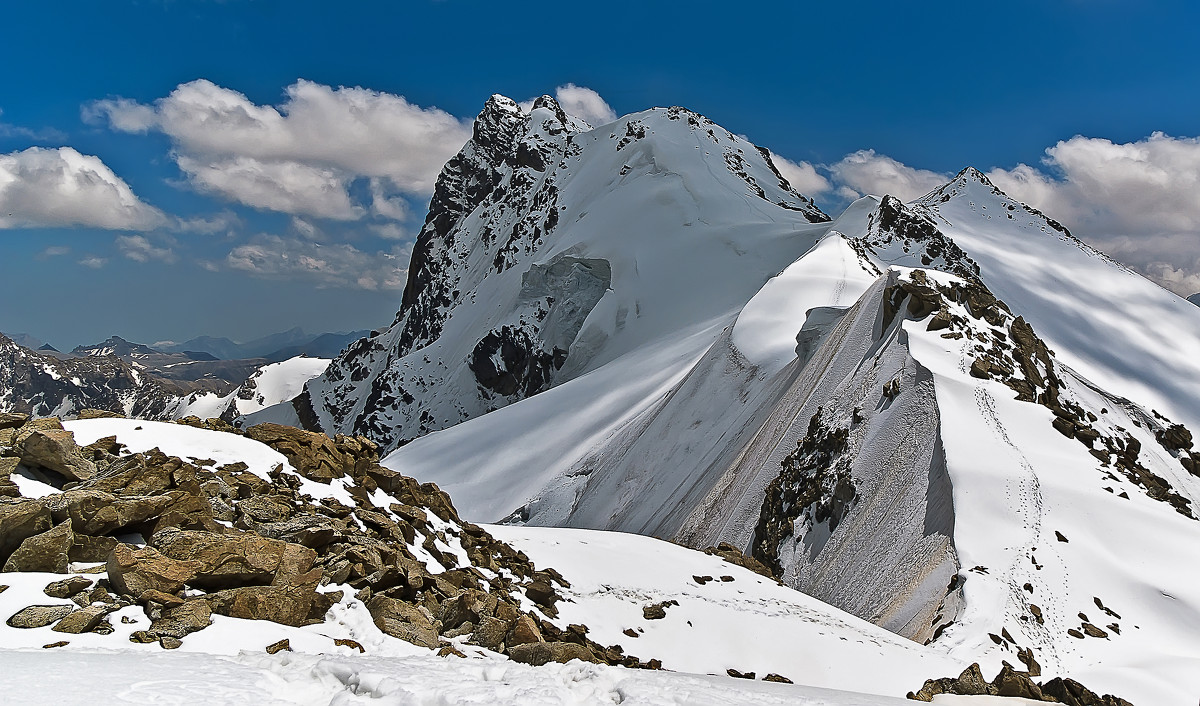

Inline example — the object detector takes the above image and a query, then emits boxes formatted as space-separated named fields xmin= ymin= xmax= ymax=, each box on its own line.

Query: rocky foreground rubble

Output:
xmin=0 ymin=411 xmax=651 ymax=667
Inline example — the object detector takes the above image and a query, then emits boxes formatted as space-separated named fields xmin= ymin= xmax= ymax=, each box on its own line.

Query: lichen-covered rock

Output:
xmin=0 ymin=499 xmax=52 ymax=567
xmin=7 ymin=604 xmax=74 ymax=629
xmin=106 ymin=543 xmax=201 ymax=598
xmin=3 ymin=519 xmax=73 ymax=573
xmin=507 ymin=641 xmax=598 ymax=666
xmin=149 ymin=528 xmax=317 ymax=589
xmin=366 ymin=594 xmax=441 ymax=648
xmin=204 ymin=568 xmax=322 ymax=628
xmin=15 ymin=427 xmax=96 ymax=481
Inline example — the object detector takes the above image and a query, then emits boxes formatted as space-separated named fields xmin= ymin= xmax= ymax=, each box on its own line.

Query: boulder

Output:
xmin=52 ymin=603 xmax=117 ymax=634
xmin=205 ymin=568 xmax=322 ymax=627
xmin=43 ymin=576 xmax=94 ymax=599
xmin=0 ymin=500 xmax=52 ymax=566
xmin=106 ymin=543 xmax=201 ymax=598
xmin=69 ymin=534 xmax=119 ymax=563
xmin=0 ymin=412 xmax=30 ymax=429
xmin=15 ymin=428 xmax=95 ymax=481
xmin=366 ymin=594 xmax=440 ymax=648
xmin=245 ymin=424 xmax=348 ymax=482
xmin=507 ymin=641 xmax=597 ymax=666
xmin=3 ymin=519 xmax=73 ymax=573
xmin=506 ymin=614 xmax=544 ymax=646
xmin=149 ymin=528 xmax=316 ymax=589
xmin=42 ymin=490 xmax=179 ymax=535
xmin=7 ymin=604 xmax=74 ymax=628
xmin=148 ymin=599 xmax=212 ymax=639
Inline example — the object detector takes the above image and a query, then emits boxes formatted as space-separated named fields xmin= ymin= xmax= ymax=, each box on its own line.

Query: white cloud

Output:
xmin=0 ymin=146 xmax=165 ymax=230
xmin=176 ymin=154 xmax=363 ymax=221
xmin=553 ymin=84 xmax=617 ymax=126
xmin=985 ymin=132 xmax=1200 ymax=295
xmin=828 ymin=149 xmax=949 ymax=202
xmin=224 ymin=234 xmax=411 ymax=290
xmin=39 ymin=246 xmax=70 ymax=257
xmin=87 ymin=79 xmax=471 ymax=219
xmin=116 ymin=234 xmax=176 ymax=263
xmin=78 ymin=256 xmax=107 ymax=269
xmin=769 ymin=151 xmax=831 ymax=195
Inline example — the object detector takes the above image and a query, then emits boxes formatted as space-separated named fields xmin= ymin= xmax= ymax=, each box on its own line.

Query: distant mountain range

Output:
xmin=156 ymin=327 xmax=368 ymax=362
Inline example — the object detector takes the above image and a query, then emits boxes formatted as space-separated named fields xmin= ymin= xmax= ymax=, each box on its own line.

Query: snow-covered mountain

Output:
xmin=270 ymin=95 xmax=1200 ymax=704
xmin=0 ymin=332 xmax=181 ymax=418
xmin=6 ymin=92 xmax=1199 ymax=703
xmin=295 ymin=94 xmax=829 ymax=446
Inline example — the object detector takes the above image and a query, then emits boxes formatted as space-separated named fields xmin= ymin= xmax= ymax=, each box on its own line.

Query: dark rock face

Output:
xmin=753 ymin=411 xmax=856 ymax=576
xmin=849 ymin=196 xmax=982 ymax=283
xmin=469 ymin=327 xmax=561 ymax=397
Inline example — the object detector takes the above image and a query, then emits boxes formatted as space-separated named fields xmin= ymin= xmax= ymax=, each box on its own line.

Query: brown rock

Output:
xmin=159 ymin=635 xmax=182 ymax=649
xmin=149 ymin=600 xmax=212 ymax=639
xmin=3 ymin=519 xmax=74 ymax=573
xmin=149 ymin=528 xmax=316 ymax=589
xmin=763 ymin=673 xmax=793 ymax=684
xmin=204 ymin=568 xmax=322 ymax=627
xmin=0 ymin=499 xmax=53 ymax=566
xmin=15 ymin=428 xmax=95 ymax=481
xmin=42 ymin=640 xmax=70 ymax=649
xmin=106 ymin=543 xmax=201 ymax=598
xmin=506 ymin=614 xmax=544 ymax=646
xmin=52 ymin=603 xmax=116 ymax=634
xmin=507 ymin=641 xmax=597 ymax=666
xmin=7 ymin=604 xmax=74 ymax=628
xmin=265 ymin=638 xmax=292 ymax=654
xmin=245 ymin=424 xmax=349 ymax=482
xmin=469 ymin=616 xmax=509 ymax=651
xmin=43 ymin=576 xmax=94 ymax=598
xmin=367 ymin=594 xmax=440 ymax=648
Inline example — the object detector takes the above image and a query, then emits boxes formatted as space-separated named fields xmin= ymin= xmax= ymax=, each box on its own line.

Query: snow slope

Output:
xmin=373 ymin=165 xmax=1200 ymax=705
xmin=171 ymin=356 xmax=330 ymax=422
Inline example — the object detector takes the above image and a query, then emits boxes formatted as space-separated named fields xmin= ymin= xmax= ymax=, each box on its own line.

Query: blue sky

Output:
xmin=2 ymin=0 xmax=1198 ymax=349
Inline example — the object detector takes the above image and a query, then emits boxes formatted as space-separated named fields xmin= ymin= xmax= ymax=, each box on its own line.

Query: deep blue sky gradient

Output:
xmin=2 ymin=0 xmax=1197 ymax=347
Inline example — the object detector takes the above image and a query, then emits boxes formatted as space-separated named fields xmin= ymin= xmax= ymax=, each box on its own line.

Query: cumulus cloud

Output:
xmin=78 ymin=256 xmax=107 ymax=269
xmin=116 ymin=234 xmax=176 ymax=263
xmin=38 ymin=246 xmax=70 ymax=258
xmin=86 ymin=79 xmax=471 ymax=219
xmin=769 ymin=152 xmax=831 ymax=196
xmin=553 ymin=84 xmax=617 ymax=126
xmin=828 ymin=149 xmax=949 ymax=202
xmin=0 ymin=146 xmax=165 ymax=230
xmin=985 ymin=132 xmax=1200 ymax=295
xmin=224 ymin=234 xmax=411 ymax=290
xmin=519 ymin=84 xmax=617 ymax=127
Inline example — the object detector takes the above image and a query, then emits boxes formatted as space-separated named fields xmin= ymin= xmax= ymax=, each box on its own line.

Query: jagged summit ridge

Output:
xmin=301 ymin=93 xmax=833 ymax=450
